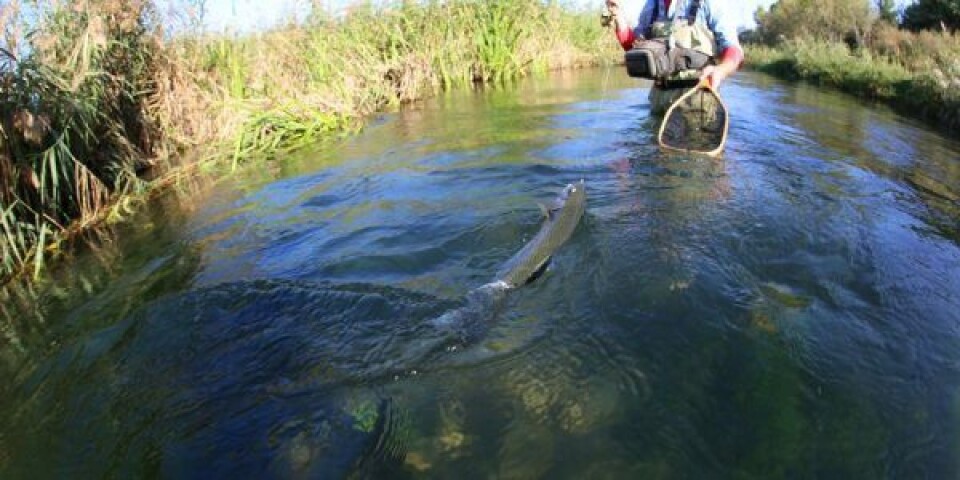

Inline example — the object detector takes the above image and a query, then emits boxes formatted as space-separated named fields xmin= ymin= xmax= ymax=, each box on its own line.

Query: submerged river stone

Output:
xmin=436 ymin=396 xmax=469 ymax=455
xmin=287 ymin=430 xmax=315 ymax=474
xmin=398 ymin=393 xmax=471 ymax=473
xmin=558 ymin=377 xmax=622 ymax=435
xmin=502 ymin=356 xmax=625 ymax=435
xmin=749 ymin=309 xmax=779 ymax=334
xmin=497 ymin=413 xmax=555 ymax=480
xmin=517 ymin=375 xmax=558 ymax=420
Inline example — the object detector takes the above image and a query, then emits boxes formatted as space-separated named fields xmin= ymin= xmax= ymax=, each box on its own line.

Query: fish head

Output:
xmin=558 ymin=180 xmax=586 ymax=216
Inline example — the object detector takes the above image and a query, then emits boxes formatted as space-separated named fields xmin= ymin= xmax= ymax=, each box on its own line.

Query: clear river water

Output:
xmin=2 ymin=68 xmax=960 ymax=479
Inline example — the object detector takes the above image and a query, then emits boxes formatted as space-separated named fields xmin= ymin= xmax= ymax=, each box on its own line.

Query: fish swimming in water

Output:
xmin=426 ymin=180 xmax=586 ymax=352
xmin=272 ymin=181 xmax=586 ymax=388
xmin=496 ymin=180 xmax=586 ymax=288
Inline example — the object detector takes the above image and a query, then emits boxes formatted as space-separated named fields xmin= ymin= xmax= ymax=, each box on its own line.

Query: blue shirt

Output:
xmin=634 ymin=0 xmax=741 ymax=52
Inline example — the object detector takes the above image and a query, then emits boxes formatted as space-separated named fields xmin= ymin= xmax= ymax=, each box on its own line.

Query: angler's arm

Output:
xmin=615 ymin=24 xmax=636 ymax=51
xmin=607 ymin=0 xmax=655 ymax=51
xmin=701 ymin=2 xmax=744 ymax=88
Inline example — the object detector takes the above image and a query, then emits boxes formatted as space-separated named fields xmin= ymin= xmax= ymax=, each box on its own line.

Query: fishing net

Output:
xmin=658 ymin=82 xmax=728 ymax=157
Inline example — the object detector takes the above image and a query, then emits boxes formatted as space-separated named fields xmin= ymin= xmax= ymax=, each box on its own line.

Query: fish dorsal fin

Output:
xmin=538 ymin=202 xmax=554 ymax=220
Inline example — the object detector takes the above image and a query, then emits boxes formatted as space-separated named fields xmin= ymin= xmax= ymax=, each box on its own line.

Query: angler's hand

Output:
xmin=700 ymin=64 xmax=732 ymax=89
xmin=603 ymin=0 xmax=625 ymax=29
xmin=605 ymin=0 xmax=621 ymax=15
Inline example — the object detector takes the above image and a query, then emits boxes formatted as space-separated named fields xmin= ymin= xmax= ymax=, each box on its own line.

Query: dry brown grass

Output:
xmin=871 ymin=22 xmax=960 ymax=71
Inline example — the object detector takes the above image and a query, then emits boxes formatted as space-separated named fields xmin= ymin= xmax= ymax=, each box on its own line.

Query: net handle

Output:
xmin=656 ymin=79 xmax=730 ymax=158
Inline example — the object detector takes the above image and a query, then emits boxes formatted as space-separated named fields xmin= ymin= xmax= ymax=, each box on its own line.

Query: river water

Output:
xmin=2 ymin=68 xmax=960 ymax=478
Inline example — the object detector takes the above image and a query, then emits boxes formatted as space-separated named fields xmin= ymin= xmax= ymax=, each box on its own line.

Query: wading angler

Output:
xmin=604 ymin=0 xmax=744 ymax=114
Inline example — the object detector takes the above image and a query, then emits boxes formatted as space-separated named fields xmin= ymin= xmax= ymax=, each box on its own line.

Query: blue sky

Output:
xmin=184 ymin=0 xmax=781 ymax=33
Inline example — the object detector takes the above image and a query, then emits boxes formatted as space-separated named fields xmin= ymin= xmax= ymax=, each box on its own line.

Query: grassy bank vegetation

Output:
xmin=743 ymin=0 xmax=960 ymax=132
xmin=0 ymin=0 xmax=617 ymax=284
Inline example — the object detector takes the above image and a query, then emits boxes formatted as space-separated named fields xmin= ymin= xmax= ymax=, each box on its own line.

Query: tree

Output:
xmin=901 ymin=0 xmax=960 ymax=31
xmin=754 ymin=0 xmax=874 ymax=45
xmin=876 ymin=0 xmax=898 ymax=23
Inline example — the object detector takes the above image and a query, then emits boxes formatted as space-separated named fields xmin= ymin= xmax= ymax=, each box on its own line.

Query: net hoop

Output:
xmin=657 ymin=80 xmax=729 ymax=158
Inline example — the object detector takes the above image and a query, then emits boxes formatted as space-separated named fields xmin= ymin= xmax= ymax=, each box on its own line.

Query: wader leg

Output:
xmin=649 ymin=86 xmax=685 ymax=116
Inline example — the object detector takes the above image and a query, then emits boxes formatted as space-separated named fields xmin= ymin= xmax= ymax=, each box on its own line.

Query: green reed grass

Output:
xmin=167 ymin=0 xmax=618 ymax=171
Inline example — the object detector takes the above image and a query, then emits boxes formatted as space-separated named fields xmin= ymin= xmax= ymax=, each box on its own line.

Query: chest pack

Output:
xmin=624 ymin=0 xmax=716 ymax=87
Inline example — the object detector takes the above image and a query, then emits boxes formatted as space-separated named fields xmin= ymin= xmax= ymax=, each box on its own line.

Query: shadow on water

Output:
xmin=3 ymin=68 xmax=960 ymax=478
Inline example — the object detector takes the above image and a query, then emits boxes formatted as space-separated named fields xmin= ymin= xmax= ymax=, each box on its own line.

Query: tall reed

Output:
xmin=1 ymin=0 xmax=167 ymax=282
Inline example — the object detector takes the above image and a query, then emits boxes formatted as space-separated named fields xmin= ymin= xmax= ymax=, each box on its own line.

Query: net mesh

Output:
xmin=658 ymin=85 xmax=728 ymax=156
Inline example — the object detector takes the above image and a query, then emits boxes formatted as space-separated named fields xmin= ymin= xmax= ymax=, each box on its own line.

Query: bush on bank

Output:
xmin=744 ymin=27 xmax=960 ymax=133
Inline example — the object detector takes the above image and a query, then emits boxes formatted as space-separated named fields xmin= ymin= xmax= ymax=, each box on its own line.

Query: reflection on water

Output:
xmin=3 ymin=68 xmax=960 ymax=478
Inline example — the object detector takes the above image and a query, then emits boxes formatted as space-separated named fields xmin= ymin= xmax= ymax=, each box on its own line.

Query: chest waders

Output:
xmin=623 ymin=0 xmax=718 ymax=114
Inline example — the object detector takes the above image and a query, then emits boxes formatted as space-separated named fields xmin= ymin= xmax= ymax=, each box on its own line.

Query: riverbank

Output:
xmin=0 ymin=0 xmax=618 ymax=284
xmin=744 ymin=32 xmax=960 ymax=133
